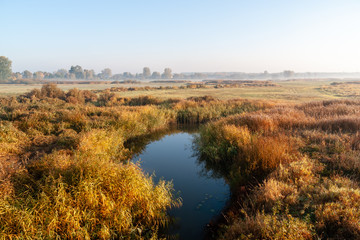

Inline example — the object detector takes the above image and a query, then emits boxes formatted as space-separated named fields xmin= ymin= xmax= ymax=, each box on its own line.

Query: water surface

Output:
xmin=131 ymin=131 xmax=229 ymax=239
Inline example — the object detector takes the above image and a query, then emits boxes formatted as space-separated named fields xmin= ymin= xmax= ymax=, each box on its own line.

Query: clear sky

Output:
xmin=1 ymin=0 xmax=360 ymax=74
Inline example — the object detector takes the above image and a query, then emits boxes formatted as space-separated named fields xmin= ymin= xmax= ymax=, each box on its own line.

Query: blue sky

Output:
xmin=1 ymin=0 xmax=360 ymax=73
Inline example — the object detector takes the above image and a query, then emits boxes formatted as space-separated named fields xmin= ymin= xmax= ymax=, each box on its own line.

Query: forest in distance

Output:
xmin=2 ymin=56 xmax=360 ymax=84
xmin=0 ymin=81 xmax=360 ymax=239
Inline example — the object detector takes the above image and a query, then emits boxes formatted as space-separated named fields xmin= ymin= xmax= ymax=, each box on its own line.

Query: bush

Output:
xmin=40 ymin=83 xmax=65 ymax=99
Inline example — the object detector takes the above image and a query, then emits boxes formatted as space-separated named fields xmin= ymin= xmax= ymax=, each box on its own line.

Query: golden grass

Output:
xmin=4 ymin=83 xmax=360 ymax=239
xmin=0 ymin=85 xmax=269 ymax=239
xmin=0 ymin=151 xmax=180 ymax=239
xmin=0 ymin=122 xmax=29 ymax=155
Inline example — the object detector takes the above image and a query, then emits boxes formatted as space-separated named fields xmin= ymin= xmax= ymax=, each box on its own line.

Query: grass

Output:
xmin=1 ymin=78 xmax=358 ymax=101
xmin=0 ymin=82 xmax=185 ymax=97
xmin=0 ymin=84 xmax=266 ymax=239
xmin=196 ymin=99 xmax=360 ymax=239
xmin=0 ymin=100 xmax=180 ymax=239
xmin=0 ymin=151 xmax=179 ymax=239
xmin=320 ymin=81 xmax=360 ymax=98
xmin=107 ymin=83 xmax=333 ymax=101
xmin=2 ymin=83 xmax=360 ymax=239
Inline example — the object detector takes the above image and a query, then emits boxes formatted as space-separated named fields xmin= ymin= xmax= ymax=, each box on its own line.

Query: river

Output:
xmin=129 ymin=129 xmax=229 ymax=239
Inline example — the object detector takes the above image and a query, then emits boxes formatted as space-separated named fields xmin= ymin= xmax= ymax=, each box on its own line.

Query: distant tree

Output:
xmin=193 ymin=72 xmax=206 ymax=79
xmin=123 ymin=72 xmax=133 ymax=78
xmin=43 ymin=72 xmax=54 ymax=79
xmin=34 ymin=71 xmax=45 ymax=80
xmin=84 ymin=69 xmax=95 ymax=80
xmin=22 ymin=70 xmax=33 ymax=79
xmin=111 ymin=74 xmax=123 ymax=80
xmin=135 ymin=73 xmax=143 ymax=79
xmin=151 ymin=71 xmax=161 ymax=79
xmin=69 ymin=65 xmax=84 ymax=79
xmin=283 ymin=70 xmax=295 ymax=78
xmin=262 ymin=71 xmax=269 ymax=79
xmin=143 ymin=67 xmax=151 ymax=78
xmin=173 ymin=73 xmax=185 ymax=79
xmin=54 ymin=69 xmax=68 ymax=78
xmin=100 ymin=68 xmax=112 ymax=79
xmin=13 ymin=72 xmax=22 ymax=80
xmin=161 ymin=68 xmax=172 ymax=79
xmin=0 ymin=56 xmax=12 ymax=82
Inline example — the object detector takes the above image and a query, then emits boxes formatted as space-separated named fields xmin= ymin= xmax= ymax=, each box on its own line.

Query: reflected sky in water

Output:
xmin=132 ymin=132 xmax=229 ymax=240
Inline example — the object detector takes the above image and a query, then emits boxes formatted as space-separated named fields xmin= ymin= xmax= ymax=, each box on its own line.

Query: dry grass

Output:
xmin=4 ymin=83 xmax=360 ymax=239
xmin=0 ymin=151 xmax=180 ymax=239
xmin=320 ymin=81 xmax=360 ymax=98
xmin=0 ymin=79 xmax=356 ymax=102
xmin=0 ymin=84 xmax=267 ymax=239
xmin=197 ymin=99 xmax=360 ymax=239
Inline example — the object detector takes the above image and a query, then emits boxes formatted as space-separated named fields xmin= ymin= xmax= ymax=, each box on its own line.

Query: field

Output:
xmin=1 ymin=81 xmax=360 ymax=239
xmin=2 ymin=79 xmax=360 ymax=101
xmin=0 ymin=82 xmax=185 ymax=96
xmin=114 ymin=79 xmax=340 ymax=101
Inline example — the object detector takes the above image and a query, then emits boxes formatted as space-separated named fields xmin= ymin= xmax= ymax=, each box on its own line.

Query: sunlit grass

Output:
xmin=3 ymin=83 xmax=360 ymax=239
xmin=0 ymin=150 xmax=180 ymax=239
xmin=197 ymin=99 xmax=360 ymax=239
xmin=0 ymin=84 xmax=267 ymax=239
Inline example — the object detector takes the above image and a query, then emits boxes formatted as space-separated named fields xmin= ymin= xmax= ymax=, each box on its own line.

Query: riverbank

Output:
xmin=196 ymin=100 xmax=360 ymax=239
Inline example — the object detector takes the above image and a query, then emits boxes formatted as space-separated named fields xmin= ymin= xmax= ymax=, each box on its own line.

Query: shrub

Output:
xmin=97 ymin=91 xmax=118 ymax=106
xmin=40 ymin=83 xmax=65 ymax=99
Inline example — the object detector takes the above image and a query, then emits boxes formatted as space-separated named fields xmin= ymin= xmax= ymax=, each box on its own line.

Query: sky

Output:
xmin=1 ymin=0 xmax=360 ymax=74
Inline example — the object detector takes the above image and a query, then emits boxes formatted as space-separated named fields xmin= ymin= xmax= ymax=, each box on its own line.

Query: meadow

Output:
xmin=1 ymin=78 xmax=359 ymax=101
xmin=1 ymin=81 xmax=360 ymax=239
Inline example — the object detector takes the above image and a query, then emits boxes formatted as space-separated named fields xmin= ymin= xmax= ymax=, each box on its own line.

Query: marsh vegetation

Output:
xmin=0 ymin=84 xmax=265 ymax=239
xmin=197 ymin=100 xmax=360 ymax=239
xmin=1 ymin=83 xmax=360 ymax=239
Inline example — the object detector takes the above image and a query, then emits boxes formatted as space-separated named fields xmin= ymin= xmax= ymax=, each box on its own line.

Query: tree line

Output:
xmin=5 ymin=55 xmax=348 ymax=83
xmin=0 ymin=56 xmax=177 ymax=82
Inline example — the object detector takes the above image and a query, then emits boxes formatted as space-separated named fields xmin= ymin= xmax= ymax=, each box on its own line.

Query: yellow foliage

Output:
xmin=0 ymin=152 xmax=180 ymax=239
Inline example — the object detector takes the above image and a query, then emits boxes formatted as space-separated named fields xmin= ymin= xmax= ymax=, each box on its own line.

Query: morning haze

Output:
xmin=1 ymin=0 xmax=360 ymax=73
xmin=1 ymin=1 xmax=360 ymax=240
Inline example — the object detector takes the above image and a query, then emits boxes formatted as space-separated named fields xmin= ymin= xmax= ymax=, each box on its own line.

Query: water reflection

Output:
xmin=128 ymin=126 xmax=229 ymax=240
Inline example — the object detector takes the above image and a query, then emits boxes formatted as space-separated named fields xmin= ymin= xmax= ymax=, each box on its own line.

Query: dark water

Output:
xmin=130 ymin=131 xmax=229 ymax=240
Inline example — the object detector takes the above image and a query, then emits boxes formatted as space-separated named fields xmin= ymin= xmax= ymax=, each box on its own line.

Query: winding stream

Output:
xmin=129 ymin=129 xmax=229 ymax=239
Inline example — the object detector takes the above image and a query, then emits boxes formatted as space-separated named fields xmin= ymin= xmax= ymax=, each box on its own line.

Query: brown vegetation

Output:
xmin=197 ymin=100 xmax=360 ymax=239
xmin=0 ymin=84 xmax=265 ymax=239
